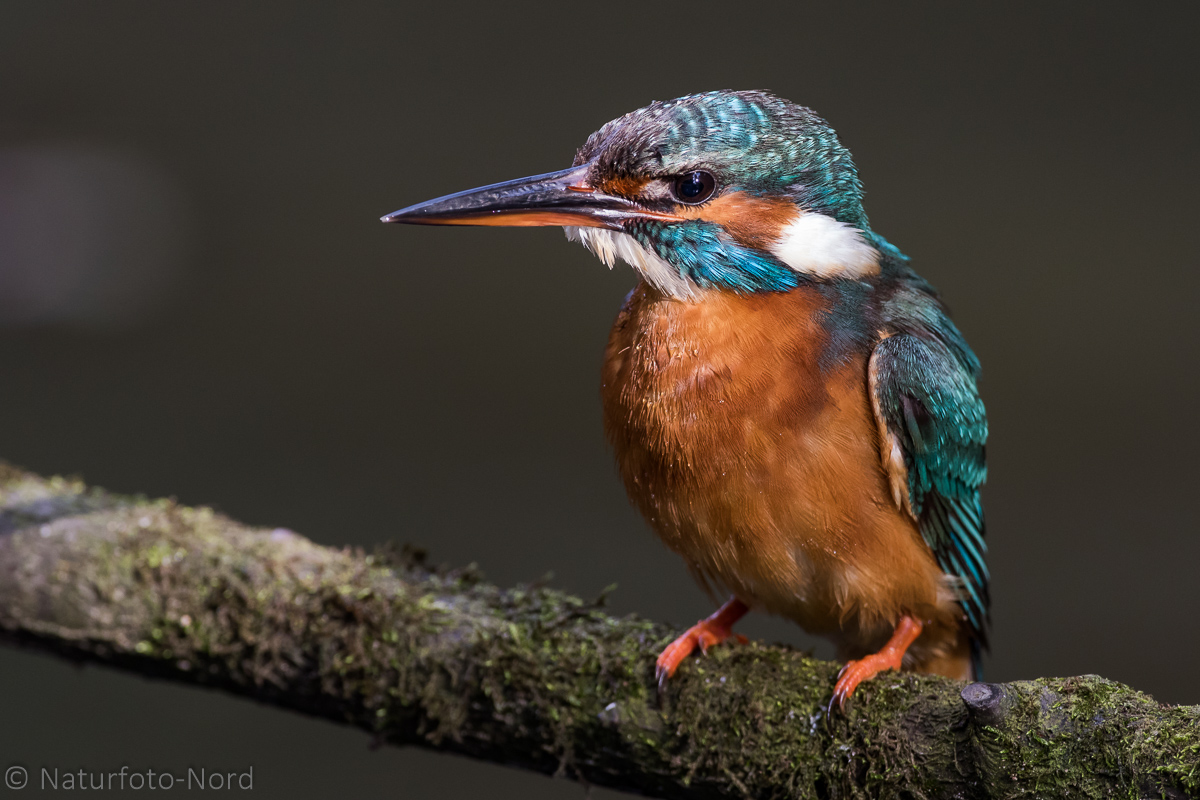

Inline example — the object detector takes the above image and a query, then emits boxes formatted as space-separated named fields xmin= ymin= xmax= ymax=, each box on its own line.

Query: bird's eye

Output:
xmin=671 ymin=171 xmax=717 ymax=204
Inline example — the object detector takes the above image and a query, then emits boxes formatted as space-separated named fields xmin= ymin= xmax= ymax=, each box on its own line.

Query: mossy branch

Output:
xmin=0 ymin=463 xmax=1195 ymax=799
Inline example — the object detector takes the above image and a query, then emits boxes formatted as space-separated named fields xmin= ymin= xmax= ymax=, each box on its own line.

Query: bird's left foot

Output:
xmin=655 ymin=596 xmax=749 ymax=691
xmin=830 ymin=616 xmax=923 ymax=713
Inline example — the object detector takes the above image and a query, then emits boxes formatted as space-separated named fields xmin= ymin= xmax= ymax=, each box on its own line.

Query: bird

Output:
xmin=381 ymin=90 xmax=989 ymax=709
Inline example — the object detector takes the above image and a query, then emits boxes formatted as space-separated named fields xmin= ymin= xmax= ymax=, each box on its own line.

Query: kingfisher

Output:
xmin=381 ymin=91 xmax=989 ymax=709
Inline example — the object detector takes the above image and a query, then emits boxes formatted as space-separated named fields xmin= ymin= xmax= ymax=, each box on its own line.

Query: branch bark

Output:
xmin=0 ymin=463 xmax=1195 ymax=799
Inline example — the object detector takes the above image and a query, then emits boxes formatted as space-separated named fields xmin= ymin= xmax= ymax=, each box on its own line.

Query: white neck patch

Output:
xmin=564 ymin=226 xmax=699 ymax=301
xmin=565 ymin=210 xmax=879 ymax=300
xmin=768 ymin=212 xmax=880 ymax=278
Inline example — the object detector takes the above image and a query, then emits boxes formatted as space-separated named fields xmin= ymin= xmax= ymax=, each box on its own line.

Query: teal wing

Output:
xmin=869 ymin=333 xmax=990 ymax=656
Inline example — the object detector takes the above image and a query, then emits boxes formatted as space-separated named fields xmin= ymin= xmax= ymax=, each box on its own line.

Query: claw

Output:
xmin=828 ymin=616 xmax=923 ymax=714
xmin=656 ymin=664 xmax=669 ymax=695
xmin=655 ymin=597 xmax=749 ymax=688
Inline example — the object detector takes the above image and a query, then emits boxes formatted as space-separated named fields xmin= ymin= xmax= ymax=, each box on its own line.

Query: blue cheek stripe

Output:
xmin=630 ymin=220 xmax=801 ymax=294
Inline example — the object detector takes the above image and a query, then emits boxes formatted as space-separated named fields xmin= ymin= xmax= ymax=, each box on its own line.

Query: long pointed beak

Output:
xmin=380 ymin=164 xmax=678 ymax=229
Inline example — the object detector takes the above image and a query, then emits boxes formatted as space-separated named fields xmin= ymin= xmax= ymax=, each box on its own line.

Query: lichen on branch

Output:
xmin=0 ymin=463 xmax=1195 ymax=799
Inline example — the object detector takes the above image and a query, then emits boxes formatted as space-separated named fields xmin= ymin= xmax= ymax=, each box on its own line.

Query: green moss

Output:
xmin=0 ymin=462 xmax=1196 ymax=800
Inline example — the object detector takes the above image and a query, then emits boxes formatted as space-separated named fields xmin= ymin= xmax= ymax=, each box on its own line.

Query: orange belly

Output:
xmin=602 ymin=282 xmax=968 ymax=671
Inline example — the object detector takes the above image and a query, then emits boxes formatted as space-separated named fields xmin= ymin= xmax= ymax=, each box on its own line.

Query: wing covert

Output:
xmin=869 ymin=333 xmax=990 ymax=648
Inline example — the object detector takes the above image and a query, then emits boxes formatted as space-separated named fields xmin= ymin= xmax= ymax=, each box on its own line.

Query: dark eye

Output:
xmin=672 ymin=170 xmax=717 ymax=204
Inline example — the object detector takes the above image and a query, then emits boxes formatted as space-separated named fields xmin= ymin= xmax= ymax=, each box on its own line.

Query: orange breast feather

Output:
xmin=601 ymin=282 xmax=966 ymax=664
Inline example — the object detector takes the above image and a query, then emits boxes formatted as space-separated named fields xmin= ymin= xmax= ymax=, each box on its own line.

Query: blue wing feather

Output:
xmin=870 ymin=331 xmax=990 ymax=661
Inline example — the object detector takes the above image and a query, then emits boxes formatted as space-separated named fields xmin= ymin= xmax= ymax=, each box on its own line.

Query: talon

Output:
xmin=654 ymin=597 xmax=749 ymax=686
xmin=828 ymin=616 xmax=923 ymax=714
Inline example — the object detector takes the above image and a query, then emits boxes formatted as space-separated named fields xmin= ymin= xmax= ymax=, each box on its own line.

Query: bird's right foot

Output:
xmin=829 ymin=615 xmax=923 ymax=713
xmin=655 ymin=596 xmax=749 ymax=691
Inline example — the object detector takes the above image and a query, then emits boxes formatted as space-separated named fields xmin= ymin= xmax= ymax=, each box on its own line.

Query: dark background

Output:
xmin=1 ymin=2 xmax=1197 ymax=797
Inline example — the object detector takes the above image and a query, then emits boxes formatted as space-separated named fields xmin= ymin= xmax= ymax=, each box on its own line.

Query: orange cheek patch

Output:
xmin=674 ymin=192 xmax=798 ymax=250
xmin=595 ymin=174 xmax=652 ymax=198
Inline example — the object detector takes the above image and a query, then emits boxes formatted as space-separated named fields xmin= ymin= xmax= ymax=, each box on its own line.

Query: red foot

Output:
xmin=656 ymin=597 xmax=749 ymax=690
xmin=831 ymin=616 xmax=924 ymax=712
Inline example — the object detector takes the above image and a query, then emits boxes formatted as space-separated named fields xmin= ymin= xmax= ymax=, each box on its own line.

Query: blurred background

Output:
xmin=1 ymin=2 xmax=1197 ymax=797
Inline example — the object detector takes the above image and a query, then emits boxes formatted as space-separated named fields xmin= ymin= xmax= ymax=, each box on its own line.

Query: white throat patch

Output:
xmin=768 ymin=212 xmax=880 ymax=278
xmin=565 ymin=210 xmax=879 ymax=300
xmin=564 ymin=227 xmax=699 ymax=300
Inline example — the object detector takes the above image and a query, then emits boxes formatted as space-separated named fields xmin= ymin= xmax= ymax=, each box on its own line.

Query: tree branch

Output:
xmin=0 ymin=463 xmax=1194 ymax=799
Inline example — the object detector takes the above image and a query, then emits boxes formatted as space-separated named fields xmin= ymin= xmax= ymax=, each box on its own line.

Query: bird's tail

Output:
xmin=969 ymin=635 xmax=985 ymax=681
